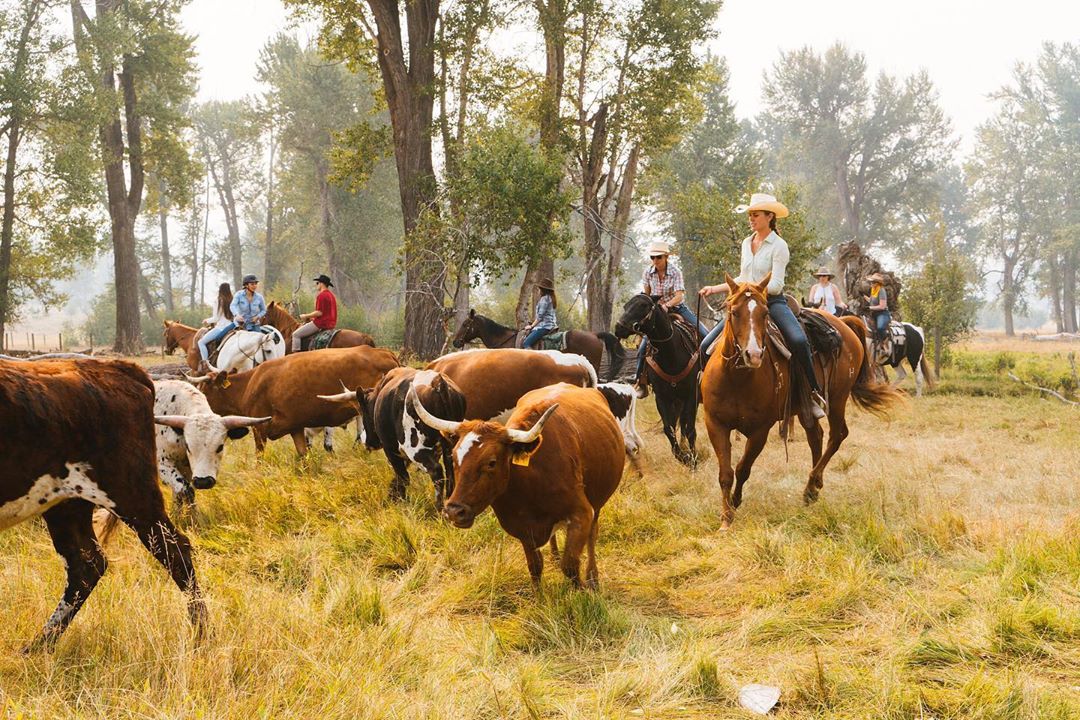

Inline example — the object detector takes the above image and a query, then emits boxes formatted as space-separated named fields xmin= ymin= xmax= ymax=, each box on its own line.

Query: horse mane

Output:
xmin=266 ymin=301 xmax=298 ymax=332
xmin=476 ymin=313 xmax=514 ymax=335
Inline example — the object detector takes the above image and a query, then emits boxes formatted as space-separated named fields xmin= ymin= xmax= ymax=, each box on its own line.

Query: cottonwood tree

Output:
xmin=571 ymin=0 xmax=721 ymax=331
xmin=69 ymin=0 xmax=197 ymax=353
xmin=0 ymin=0 xmax=99 ymax=346
xmin=287 ymin=0 xmax=446 ymax=358
xmin=759 ymin=43 xmax=953 ymax=254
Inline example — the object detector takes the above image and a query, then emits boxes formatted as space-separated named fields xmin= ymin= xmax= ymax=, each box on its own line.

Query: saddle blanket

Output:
xmin=888 ymin=321 xmax=907 ymax=346
xmin=307 ymin=328 xmax=341 ymax=351
xmin=537 ymin=331 xmax=567 ymax=351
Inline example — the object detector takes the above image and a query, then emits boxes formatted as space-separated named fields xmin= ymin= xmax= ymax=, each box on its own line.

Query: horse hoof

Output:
xmin=803 ymin=489 xmax=819 ymax=505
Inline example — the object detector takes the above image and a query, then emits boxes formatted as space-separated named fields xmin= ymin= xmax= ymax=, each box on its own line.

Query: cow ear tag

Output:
xmin=511 ymin=434 xmax=543 ymax=466
xmin=222 ymin=377 xmax=232 ymax=388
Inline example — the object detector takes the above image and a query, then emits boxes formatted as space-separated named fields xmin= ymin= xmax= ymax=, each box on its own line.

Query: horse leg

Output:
xmin=656 ymin=391 xmax=686 ymax=463
xmin=733 ymin=427 xmax=770 ymax=509
xmin=808 ymin=403 xmax=850 ymax=501
xmin=892 ymin=363 xmax=907 ymax=389
xmin=912 ymin=357 xmax=924 ymax=397
xmin=679 ymin=393 xmax=698 ymax=467
xmin=704 ymin=417 xmax=735 ymax=527
xmin=803 ymin=414 xmax=825 ymax=504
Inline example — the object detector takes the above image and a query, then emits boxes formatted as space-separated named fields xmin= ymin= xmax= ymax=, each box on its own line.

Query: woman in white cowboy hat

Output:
xmin=633 ymin=240 xmax=708 ymax=390
xmin=698 ymin=192 xmax=827 ymax=417
xmin=808 ymin=266 xmax=847 ymax=315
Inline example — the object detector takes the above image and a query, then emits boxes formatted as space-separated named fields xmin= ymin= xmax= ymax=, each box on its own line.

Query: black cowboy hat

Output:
xmin=537 ymin=277 xmax=555 ymax=292
xmin=313 ymin=274 xmax=334 ymax=287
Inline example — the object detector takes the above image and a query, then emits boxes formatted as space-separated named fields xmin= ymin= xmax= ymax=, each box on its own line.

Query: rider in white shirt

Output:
xmin=808 ymin=267 xmax=847 ymax=315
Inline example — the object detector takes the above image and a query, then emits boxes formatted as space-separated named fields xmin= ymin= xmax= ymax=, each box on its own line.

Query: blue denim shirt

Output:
xmin=230 ymin=291 xmax=267 ymax=330
xmin=534 ymin=294 xmax=557 ymax=330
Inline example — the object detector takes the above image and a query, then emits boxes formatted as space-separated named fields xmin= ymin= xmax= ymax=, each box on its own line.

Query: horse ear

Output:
xmin=649 ymin=295 xmax=662 ymax=304
xmin=469 ymin=308 xmax=476 ymax=317
xmin=724 ymin=272 xmax=737 ymax=291
xmin=756 ymin=272 xmax=772 ymax=294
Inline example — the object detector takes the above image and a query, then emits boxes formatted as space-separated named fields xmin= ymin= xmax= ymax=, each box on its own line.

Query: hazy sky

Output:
xmin=183 ymin=0 xmax=1080 ymax=153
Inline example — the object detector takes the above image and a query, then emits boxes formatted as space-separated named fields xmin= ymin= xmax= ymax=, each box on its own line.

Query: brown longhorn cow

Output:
xmin=411 ymin=382 xmax=625 ymax=589
xmin=426 ymin=348 xmax=597 ymax=421
xmin=190 ymin=345 xmax=399 ymax=454
xmin=0 ymin=358 xmax=207 ymax=651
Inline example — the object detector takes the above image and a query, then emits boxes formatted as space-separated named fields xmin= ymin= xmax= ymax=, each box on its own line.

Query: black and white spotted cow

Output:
xmin=596 ymin=382 xmax=646 ymax=476
xmin=0 ymin=358 xmax=207 ymax=651
xmin=320 ymin=367 xmax=466 ymax=508
xmin=152 ymin=379 xmax=270 ymax=506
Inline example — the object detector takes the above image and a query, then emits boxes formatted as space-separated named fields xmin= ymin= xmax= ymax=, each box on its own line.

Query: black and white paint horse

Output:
xmin=874 ymin=321 xmax=933 ymax=397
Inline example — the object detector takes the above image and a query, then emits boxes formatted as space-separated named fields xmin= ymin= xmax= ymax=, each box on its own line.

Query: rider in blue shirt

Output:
xmin=230 ymin=274 xmax=267 ymax=331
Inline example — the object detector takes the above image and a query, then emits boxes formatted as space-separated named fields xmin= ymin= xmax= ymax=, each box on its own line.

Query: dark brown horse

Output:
xmin=701 ymin=272 xmax=902 ymax=528
xmin=451 ymin=309 xmax=625 ymax=382
xmin=264 ymin=301 xmax=375 ymax=351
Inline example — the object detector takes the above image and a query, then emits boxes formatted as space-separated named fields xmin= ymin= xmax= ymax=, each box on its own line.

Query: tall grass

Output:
xmin=2 ymin=366 xmax=1080 ymax=717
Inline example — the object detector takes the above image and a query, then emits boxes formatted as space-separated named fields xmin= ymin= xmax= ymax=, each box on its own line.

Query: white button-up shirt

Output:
xmin=734 ymin=231 xmax=788 ymax=296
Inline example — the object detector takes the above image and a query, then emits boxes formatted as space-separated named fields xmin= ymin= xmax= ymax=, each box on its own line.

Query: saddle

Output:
xmin=302 ymin=328 xmax=340 ymax=351
xmin=194 ymin=326 xmax=240 ymax=365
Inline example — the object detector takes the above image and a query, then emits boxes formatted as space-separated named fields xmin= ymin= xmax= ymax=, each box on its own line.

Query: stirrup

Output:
xmin=810 ymin=390 xmax=827 ymax=418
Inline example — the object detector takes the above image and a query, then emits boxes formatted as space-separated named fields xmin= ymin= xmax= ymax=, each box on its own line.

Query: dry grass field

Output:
xmin=2 ymin=350 xmax=1079 ymax=718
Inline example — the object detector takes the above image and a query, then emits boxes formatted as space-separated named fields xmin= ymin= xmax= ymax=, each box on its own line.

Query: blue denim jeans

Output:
xmin=523 ymin=326 xmax=553 ymax=349
xmin=699 ymin=295 xmax=822 ymax=394
xmin=199 ymin=322 xmax=235 ymax=362
xmin=873 ymin=310 xmax=891 ymax=342
xmin=635 ymin=303 xmax=707 ymax=376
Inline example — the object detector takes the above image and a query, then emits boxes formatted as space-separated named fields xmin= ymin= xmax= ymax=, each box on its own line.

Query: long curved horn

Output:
xmin=505 ymin=403 xmax=559 ymax=444
xmin=155 ymin=415 xmax=189 ymax=429
xmin=220 ymin=415 xmax=272 ymax=430
xmin=184 ymin=371 xmax=211 ymax=384
xmin=408 ymin=386 xmax=462 ymax=434
xmin=318 ymin=390 xmax=357 ymax=403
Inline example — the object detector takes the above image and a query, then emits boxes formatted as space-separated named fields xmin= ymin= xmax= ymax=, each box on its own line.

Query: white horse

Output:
xmin=210 ymin=328 xmax=287 ymax=372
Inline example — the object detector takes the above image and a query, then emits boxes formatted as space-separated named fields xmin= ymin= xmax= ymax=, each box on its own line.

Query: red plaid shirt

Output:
xmin=642 ymin=263 xmax=685 ymax=303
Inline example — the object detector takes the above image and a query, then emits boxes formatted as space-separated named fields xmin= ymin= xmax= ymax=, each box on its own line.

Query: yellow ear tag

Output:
xmin=511 ymin=433 xmax=543 ymax=466
xmin=222 ymin=378 xmax=232 ymax=388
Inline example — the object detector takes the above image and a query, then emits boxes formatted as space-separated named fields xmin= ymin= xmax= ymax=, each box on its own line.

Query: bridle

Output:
xmin=719 ymin=289 xmax=769 ymax=369
xmin=620 ymin=295 xmax=673 ymax=343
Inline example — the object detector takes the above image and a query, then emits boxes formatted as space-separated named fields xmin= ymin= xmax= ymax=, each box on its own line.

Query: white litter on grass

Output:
xmin=629 ymin=710 xmax=644 ymax=716
xmin=738 ymin=684 xmax=781 ymax=715
xmin=670 ymin=622 xmax=679 ymax=635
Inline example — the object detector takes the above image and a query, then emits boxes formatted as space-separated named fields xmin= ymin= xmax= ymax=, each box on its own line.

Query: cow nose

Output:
xmin=192 ymin=476 xmax=216 ymax=490
xmin=443 ymin=502 xmax=474 ymax=528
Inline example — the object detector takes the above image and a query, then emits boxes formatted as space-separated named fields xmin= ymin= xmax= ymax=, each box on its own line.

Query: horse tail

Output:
xmin=597 ymin=332 xmax=626 ymax=382
xmin=839 ymin=315 xmax=903 ymax=417
xmin=910 ymin=324 xmax=935 ymax=391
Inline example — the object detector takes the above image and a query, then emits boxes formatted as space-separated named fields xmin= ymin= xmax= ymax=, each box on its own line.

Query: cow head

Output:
xmin=409 ymin=388 xmax=558 ymax=528
xmin=154 ymin=413 xmax=271 ymax=489
xmin=317 ymin=384 xmax=380 ymax=449
xmin=723 ymin=272 xmax=770 ymax=368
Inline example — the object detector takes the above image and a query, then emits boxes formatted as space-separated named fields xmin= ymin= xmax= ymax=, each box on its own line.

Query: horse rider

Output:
xmin=197 ymin=282 xmax=234 ymax=372
xmin=522 ymin=278 xmax=558 ymax=349
xmin=864 ymin=272 xmax=891 ymax=356
xmin=293 ymin=274 xmax=339 ymax=352
xmin=808 ymin=267 xmax=847 ymax=315
xmin=633 ymin=241 xmax=708 ymax=395
xmin=698 ymin=192 xmax=827 ymax=418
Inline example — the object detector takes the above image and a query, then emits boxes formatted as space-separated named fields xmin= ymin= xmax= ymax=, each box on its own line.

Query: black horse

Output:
xmin=615 ymin=294 xmax=699 ymax=466
xmin=452 ymin=309 xmax=625 ymax=382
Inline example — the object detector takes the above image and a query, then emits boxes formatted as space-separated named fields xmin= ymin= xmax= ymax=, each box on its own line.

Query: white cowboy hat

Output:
xmin=734 ymin=193 xmax=789 ymax=218
xmin=645 ymin=240 xmax=673 ymax=257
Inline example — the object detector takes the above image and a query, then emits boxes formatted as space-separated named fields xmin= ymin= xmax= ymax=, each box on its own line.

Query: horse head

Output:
xmin=723 ymin=272 xmax=771 ymax=368
xmin=452 ymin=309 xmax=482 ymax=349
xmin=162 ymin=320 xmax=185 ymax=354
xmin=614 ymin=294 xmax=669 ymax=341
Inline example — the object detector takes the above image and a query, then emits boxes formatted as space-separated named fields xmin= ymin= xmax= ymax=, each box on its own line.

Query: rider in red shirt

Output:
xmin=293 ymin=274 xmax=338 ymax=352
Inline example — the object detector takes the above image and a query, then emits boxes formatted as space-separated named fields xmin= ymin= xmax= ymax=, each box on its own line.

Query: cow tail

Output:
xmin=597 ymin=332 xmax=626 ymax=382
xmin=95 ymin=509 xmax=121 ymax=546
xmin=841 ymin=315 xmax=903 ymax=417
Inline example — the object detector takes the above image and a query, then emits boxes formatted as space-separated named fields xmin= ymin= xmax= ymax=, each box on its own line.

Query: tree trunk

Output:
xmin=1063 ymin=250 xmax=1077 ymax=333
xmin=157 ymin=176 xmax=174 ymax=314
xmin=264 ymin=121 xmax=275 ymax=289
xmin=208 ymin=150 xmax=243 ymax=289
xmin=1049 ymin=254 xmax=1064 ymax=333
xmin=368 ymin=0 xmax=444 ymax=359
xmin=0 ymin=119 xmax=19 ymax=348
xmin=582 ymin=104 xmax=608 ymax=331
xmin=933 ymin=324 xmax=942 ymax=379
xmin=1002 ymin=254 xmax=1016 ymax=337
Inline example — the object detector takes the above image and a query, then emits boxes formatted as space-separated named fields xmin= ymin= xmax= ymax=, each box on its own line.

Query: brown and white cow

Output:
xmin=426 ymin=348 xmax=597 ymax=421
xmin=189 ymin=345 xmax=400 ymax=454
xmin=596 ymin=382 xmax=646 ymax=477
xmin=411 ymin=382 xmax=625 ymax=589
xmin=321 ymin=367 xmax=466 ymax=507
xmin=0 ymin=358 xmax=207 ymax=651
xmin=152 ymin=379 xmax=270 ymax=505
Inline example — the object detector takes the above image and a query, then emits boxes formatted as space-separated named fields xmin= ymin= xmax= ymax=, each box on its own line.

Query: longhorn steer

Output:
xmin=411 ymin=382 xmax=625 ymax=589
xmin=190 ymin=345 xmax=399 ymax=454
xmin=426 ymin=348 xmax=596 ymax=421
xmin=0 ymin=358 xmax=206 ymax=651
xmin=321 ymin=367 xmax=466 ymax=507
xmin=152 ymin=379 xmax=270 ymax=505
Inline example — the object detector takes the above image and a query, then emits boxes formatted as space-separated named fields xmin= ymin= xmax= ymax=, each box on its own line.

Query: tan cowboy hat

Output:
xmin=537 ymin=277 xmax=556 ymax=291
xmin=645 ymin=240 xmax=673 ymax=257
xmin=866 ymin=272 xmax=886 ymax=283
xmin=734 ymin=192 xmax=789 ymax=218
xmin=812 ymin=267 xmax=835 ymax=278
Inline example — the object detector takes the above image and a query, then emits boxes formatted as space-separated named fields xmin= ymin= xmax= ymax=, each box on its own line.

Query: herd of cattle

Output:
xmin=0 ymin=344 xmax=645 ymax=651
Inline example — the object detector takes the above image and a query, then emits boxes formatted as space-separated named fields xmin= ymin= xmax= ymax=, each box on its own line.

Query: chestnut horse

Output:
xmin=263 ymin=301 xmax=375 ymax=351
xmin=701 ymin=273 xmax=902 ymax=527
